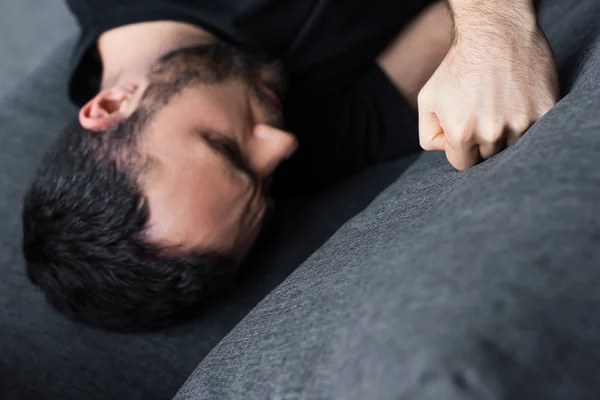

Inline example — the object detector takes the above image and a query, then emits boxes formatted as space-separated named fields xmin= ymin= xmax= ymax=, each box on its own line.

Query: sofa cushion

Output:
xmin=0 ymin=39 xmax=418 ymax=400
xmin=174 ymin=1 xmax=600 ymax=399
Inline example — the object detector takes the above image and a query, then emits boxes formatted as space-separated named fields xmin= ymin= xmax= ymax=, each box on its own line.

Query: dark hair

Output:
xmin=22 ymin=111 xmax=236 ymax=331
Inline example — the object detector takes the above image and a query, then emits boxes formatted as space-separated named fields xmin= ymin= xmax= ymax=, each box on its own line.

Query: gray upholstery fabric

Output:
xmin=0 ymin=38 xmax=417 ymax=400
xmin=0 ymin=0 xmax=76 ymax=95
xmin=174 ymin=1 xmax=600 ymax=399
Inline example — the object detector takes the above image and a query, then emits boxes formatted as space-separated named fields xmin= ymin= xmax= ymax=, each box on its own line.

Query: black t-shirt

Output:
xmin=66 ymin=0 xmax=432 ymax=189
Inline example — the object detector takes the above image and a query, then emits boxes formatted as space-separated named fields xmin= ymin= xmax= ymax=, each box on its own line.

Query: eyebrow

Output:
xmin=196 ymin=129 xmax=258 ymax=183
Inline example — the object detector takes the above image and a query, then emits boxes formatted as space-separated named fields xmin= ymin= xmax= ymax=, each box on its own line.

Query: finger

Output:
xmin=479 ymin=137 xmax=506 ymax=160
xmin=506 ymin=129 xmax=521 ymax=147
xmin=445 ymin=137 xmax=480 ymax=171
xmin=506 ymin=118 xmax=533 ymax=147
xmin=478 ymin=142 xmax=501 ymax=160
xmin=419 ymin=110 xmax=445 ymax=151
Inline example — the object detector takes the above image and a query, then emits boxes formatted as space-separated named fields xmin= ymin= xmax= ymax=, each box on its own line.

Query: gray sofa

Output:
xmin=1 ymin=0 xmax=599 ymax=399
xmin=0 ymin=38 xmax=416 ymax=400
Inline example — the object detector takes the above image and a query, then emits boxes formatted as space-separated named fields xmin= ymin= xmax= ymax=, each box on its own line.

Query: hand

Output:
xmin=417 ymin=2 xmax=559 ymax=170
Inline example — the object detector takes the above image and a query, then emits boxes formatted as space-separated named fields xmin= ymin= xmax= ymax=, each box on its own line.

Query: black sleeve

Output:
xmin=277 ymin=63 xmax=420 ymax=193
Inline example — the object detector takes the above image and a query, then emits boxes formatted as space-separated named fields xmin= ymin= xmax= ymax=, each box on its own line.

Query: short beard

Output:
xmin=139 ymin=41 xmax=287 ymax=129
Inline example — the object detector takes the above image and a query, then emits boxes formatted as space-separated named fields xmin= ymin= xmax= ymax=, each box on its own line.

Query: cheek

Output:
xmin=177 ymin=84 xmax=251 ymax=127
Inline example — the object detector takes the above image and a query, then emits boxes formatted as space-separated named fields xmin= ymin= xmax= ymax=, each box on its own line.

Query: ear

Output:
xmin=79 ymin=83 xmax=144 ymax=132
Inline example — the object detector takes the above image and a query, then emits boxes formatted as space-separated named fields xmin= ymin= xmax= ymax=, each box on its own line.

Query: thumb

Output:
xmin=419 ymin=109 xmax=445 ymax=151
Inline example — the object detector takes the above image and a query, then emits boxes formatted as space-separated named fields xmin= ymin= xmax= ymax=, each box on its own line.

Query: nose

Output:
xmin=249 ymin=124 xmax=298 ymax=179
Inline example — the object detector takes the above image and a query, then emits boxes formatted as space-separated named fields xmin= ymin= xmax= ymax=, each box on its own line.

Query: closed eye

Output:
xmin=197 ymin=130 xmax=258 ymax=182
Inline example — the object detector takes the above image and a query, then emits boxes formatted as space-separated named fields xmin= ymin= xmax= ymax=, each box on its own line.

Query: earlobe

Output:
xmin=78 ymin=83 xmax=142 ymax=132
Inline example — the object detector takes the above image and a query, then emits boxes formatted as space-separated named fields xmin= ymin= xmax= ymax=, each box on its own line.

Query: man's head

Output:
xmin=22 ymin=42 xmax=297 ymax=330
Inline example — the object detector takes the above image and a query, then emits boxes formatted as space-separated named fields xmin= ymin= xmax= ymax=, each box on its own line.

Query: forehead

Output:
xmin=142 ymin=161 xmax=244 ymax=253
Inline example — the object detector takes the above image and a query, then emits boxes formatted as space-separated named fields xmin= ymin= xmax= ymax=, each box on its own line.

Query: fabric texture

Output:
xmin=0 ymin=39 xmax=418 ymax=400
xmin=174 ymin=1 xmax=600 ymax=399
xmin=0 ymin=0 xmax=76 ymax=95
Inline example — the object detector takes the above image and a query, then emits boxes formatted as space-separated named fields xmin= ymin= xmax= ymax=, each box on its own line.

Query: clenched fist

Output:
xmin=418 ymin=0 xmax=559 ymax=170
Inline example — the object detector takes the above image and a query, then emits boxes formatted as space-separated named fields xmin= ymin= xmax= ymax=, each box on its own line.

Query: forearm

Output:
xmin=377 ymin=1 xmax=453 ymax=109
xmin=448 ymin=0 xmax=538 ymax=40
xmin=448 ymin=0 xmax=535 ymax=17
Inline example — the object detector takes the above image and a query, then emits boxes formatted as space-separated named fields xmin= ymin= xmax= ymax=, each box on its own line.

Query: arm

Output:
xmin=281 ymin=65 xmax=420 ymax=192
xmin=418 ymin=0 xmax=559 ymax=170
xmin=377 ymin=1 xmax=453 ymax=110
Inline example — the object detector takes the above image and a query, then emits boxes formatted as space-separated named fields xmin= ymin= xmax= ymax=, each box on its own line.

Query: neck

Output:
xmin=98 ymin=21 xmax=217 ymax=88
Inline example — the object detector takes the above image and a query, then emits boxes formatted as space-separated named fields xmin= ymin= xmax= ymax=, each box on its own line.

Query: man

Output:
xmin=22 ymin=0 xmax=558 ymax=331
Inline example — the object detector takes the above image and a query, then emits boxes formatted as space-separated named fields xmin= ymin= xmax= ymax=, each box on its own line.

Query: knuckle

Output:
xmin=419 ymin=136 xmax=432 ymax=151
xmin=478 ymin=117 xmax=505 ymax=143
xmin=512 ymin=114 xmax=532 ymax=134
xmin=417 ymin=88 xmax=431 ymax=108
xmin=444 ymin=118 xmax=471 ymax=145
xmin=537 ymin=103 xmax=554 ymax=118
xmin=453 ymin=127 xmax=473 ymax=145
xmin=456 ymin=136 xmax=470 ymax=146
